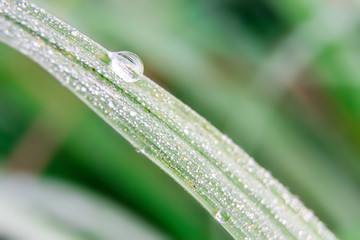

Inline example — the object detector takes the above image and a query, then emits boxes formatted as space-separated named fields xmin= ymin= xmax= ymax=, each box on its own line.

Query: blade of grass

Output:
xmin=0 ymin=172 xmax=169 ymax=240
xmin=0 ymin=44 xmax=227 ymax=240
xmin=0 ymin=194 xmax=82 ymax=240
xmin=0 ymin=0 xmax=337 ymax=239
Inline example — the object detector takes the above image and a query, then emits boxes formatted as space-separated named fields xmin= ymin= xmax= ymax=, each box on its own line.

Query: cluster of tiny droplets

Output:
xmin=0 ymin=0 xmax=337 ymax=239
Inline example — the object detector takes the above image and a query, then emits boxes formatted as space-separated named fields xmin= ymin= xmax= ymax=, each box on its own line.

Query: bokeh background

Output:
xmin=1 ymin=0 xmax=360 ymax=239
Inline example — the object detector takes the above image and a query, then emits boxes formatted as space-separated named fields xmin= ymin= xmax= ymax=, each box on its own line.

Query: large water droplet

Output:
xmin=110 ymin=51 xmax=144 ymax=83
xmin=215 ymin=210 xmax=231 ymax=224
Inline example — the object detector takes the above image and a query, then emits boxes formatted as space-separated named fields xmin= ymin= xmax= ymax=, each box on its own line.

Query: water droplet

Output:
xmin=71 ymin=30 xmax=79 ymax=37
xmin=215 ymin=209 xmax=231 ymax=224
xmin=137 ymin=145 xmax=152 ymax=155
xmin=144 ymin=145 xmax=152 ymax=154
xmin=109 ymin=51 xmax=144 ymax=83
xmin=108 ymin=101 xmax=115 ymax=109
xmin=17 ymin=1 xmax=28 ymax=8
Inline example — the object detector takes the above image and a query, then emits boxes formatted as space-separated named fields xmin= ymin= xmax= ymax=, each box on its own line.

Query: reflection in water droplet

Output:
xmin=215 ymin=209 xmax=231 ymax=224
xmin=109 ymin=51 xmax=144 ymax=83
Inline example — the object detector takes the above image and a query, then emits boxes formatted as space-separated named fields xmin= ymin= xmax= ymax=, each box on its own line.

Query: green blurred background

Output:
xmin=1 ymin=0 xmax=360 ymax=239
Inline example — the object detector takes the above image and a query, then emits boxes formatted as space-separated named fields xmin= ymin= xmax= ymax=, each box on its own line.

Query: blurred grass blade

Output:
xmin=0 ymin=184 xmax=82 ymax=240
xmin=0 ymin=172 xmax=169 ymax=240
xmin=0 ymin=0 xmax=337 ymax=239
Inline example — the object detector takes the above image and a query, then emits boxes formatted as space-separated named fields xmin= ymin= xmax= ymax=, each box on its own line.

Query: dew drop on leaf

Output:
xmin=109 ymin=51 xmax=144 ymax=83
xmin=215 ymin=209 xmax=231 ymax=224
xmin=137 ymin=145 xmax=153 ymax=155
xmin=70 ymin=29 xmax=79 ymax=37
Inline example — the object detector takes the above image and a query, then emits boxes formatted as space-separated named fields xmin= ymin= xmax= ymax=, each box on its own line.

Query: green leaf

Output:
xmin=0 ymin=0 xmax=337 ymax=239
